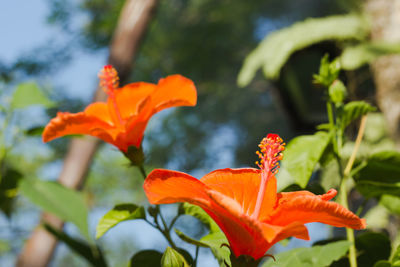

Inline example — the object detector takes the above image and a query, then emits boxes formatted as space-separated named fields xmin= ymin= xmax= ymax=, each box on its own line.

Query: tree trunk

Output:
xmin=365 ymin=0 xmax=400 ymax=149
xmin=16 ymin=1 xmax=158 ymax=266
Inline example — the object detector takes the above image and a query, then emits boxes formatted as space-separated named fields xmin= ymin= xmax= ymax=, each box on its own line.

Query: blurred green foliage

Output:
xmin=1 ymin=0 xmax=400 ymax=266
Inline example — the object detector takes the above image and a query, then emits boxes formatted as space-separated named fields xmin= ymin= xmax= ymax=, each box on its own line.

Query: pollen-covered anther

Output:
xmin=255 ymin=133 xmax=285 ymax=173
xmin=98 ymin=65 xmax=119 ymax=94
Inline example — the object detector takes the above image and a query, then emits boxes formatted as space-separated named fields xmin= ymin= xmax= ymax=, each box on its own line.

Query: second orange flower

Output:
xmin=42 ymin=65 xmax=197 ymax=152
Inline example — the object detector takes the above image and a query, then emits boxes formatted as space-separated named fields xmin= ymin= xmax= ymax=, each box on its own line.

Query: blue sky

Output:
xmin=0 ymin=0 xmax=106 ymax=101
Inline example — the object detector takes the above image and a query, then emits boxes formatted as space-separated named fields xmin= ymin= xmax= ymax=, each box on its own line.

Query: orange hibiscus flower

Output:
xmin=42 ymin=65 xmax=197 ymax=152
xmin=143 ymin=134 xmax=366 ymax=260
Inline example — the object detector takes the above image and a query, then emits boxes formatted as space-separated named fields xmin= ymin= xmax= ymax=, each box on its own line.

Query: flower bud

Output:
xmin=329 ymin=80 xmax=347 ymax=104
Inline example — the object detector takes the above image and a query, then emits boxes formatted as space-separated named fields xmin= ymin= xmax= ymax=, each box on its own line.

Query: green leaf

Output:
xmin=0 ymin=167 xmax=22 ymax=217
xmin=161 ymin=247 xmax=189 ymax=267
xmin=238 ymin=14 xmax=368 ymax=85
xmin=25 ymin=126 xmax=45 ymax=136
xmin=44 ymin=224 xmax=107 ymax=267
xmin=363 ymin=204 xmax=389 ymax=229
xmin=341 ymin=42 xmax=400 ymax=70
xmin=181 ymin=203 xmax=219 ymax=233
xmin=262 ymin=240 xmax=350 ymax=267
xmin=356 ymin=232 xmax=391 ymax=267
xmin=281 ymin=132 xmax=330 ymax=188
xmin=313 ymin=54 xmax=341 ymax=88
xmin=341 ymin=101 xmax=376 ymax=130
xmin=180 ymin=203 xmax=230 ymax=265
xmin=96 ymin=203 xmax=145 ymax=239
xmin=380 ymin=195 xmax=400 ymax=215
xmin=19 ymin=179 xmax=90 ymax=240
xmin=316 ymin=123 xmax=331 ymax=131
xmin=374 ymin=260 xmax=392 ymax=267
xmin=354 ymin=151 xmax=400 ymax=198
xmin=130 ymin=250 xmax=163 ymax=267
xmin=200 ymin=231 xmax=230 ymax=265
xmin=0 ymin=239 xmax=10 ymax=254
xmin=174 ymin=228 xmax=209 ymax=248
xmin=392 ymin=245 xmax=400 ymax=266
xmin=11 ymin=82 xmax=55 ymax=109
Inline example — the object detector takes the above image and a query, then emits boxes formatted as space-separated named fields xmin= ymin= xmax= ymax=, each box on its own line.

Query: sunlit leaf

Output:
xmin=161 ymin=247 xmax=189 ymax=267
xmin=200 ymin=231 xmax=230 ymax=265
xmin=96 ymin=203 xmax=145 ymax=239
xmin=11 ymin=82 xmax=55 ymax=109
xmin=130 ymin=250 xmax=162 ymax=267
xmin=174 ymin=228 xmax=209 ymax=248
xmin=181 ymin=203 xmax=219 ymax=233
xmin=341 ymin=101 xmax=376 ymax=130
xmin=262 ymin=240 xmax=350 ymax=267
xmin=179 ymin=203 xmax=230 ymax=265
xmin=393 ymin=245 xmax=400 ymax=266
xmin=19 ymin=179 xmax=90 ymax=240
xmin=175 ymin=228 xmax=230 ymax=264
xmin=44 ymin=224 xmax=107 ymax=267
xmin=238 ymin=14 xmax=368 ymax=85
xmin=354 ymin=151 xmax=400 ymax=198
xmin=341 ymin=42 xmax=400 ymax=70
xmin=363 ymin=204 xmax=389 ymax=229
xmin=380 ymin=195 xmax=400 ymax=215
xmin=313 ymin=54 xmax=341 ymax=88
xmin=281 ymin=132 xmax=330 ymax=188
xmin=0 ymin=239 xmax=10 ymax=254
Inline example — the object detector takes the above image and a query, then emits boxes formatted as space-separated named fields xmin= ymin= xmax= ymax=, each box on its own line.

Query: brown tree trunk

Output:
xmin=365 ymin=0 xmax=400 ymax=149
xmin=16 ymin=0 xmax=158 ymax=266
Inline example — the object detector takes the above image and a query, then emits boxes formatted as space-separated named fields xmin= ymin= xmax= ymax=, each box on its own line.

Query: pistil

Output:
xmin=252 ymin=134 xmax=285 ymax=220
xmin=98 ymin=65 xmax=124 ymax=126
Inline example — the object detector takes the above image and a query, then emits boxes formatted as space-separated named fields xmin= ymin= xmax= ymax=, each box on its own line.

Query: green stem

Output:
xmin=138 ymin=164 xmax=147 ymax=179
xmin=326 ymin=101 xmax=334 ymax=127
xmin=168 ymin=213 xmax=180 ymax=230
xmin=337 ymin=115 xmax=367 ymax=267
xmin=155 ymin=213 xmax=177 ymax=249
xmin=194 ymin=246 xmax=199 ymax=267
xmin=339 ymin=178 xmax=357 ymax=267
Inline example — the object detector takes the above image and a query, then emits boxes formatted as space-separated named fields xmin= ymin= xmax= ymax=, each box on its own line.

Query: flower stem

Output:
xmin=343 ymin=116 xmax=367 ymax=177
xmin=194 ymin=246 xmax=199 ymax=267
xmin=339 ymin=178 xmax=357 ymax=267
xmin=338 ymin=115 xmax=367 ymax=267
xmin=138 ymin=164 xmax=147 ymax=179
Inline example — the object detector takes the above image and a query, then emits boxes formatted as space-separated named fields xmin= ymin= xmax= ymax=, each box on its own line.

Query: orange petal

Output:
xmin=200 ymin=168 xmax=278 ymax=220
xmin=268 ymin=222 xmax=310 ymax=244
xmin=144 ymin=169 xmax=278 ymax=259
xmin=84 ymin=102 xmax=113 ymax=125
xmin=152 ymin=75 xmax=197 ymax=113
xmin=42 ymin=112 xmax=115 ymax=144
xmin=111 ymin=82 xmax=156 ymax=120
xmin=206 ymin=189 xmax=309 ymax=259
xmin=206 ymin=189 xmax=279 ymax=259
xmin=200 ymin=168 xmax=262 ymax=217
xmin=269 ymin=190 xmax=366 ymax=229
xmin=144 ymin=168 xmax=308 ymax=260
xmin=122 ymin=96 xmax=154 ymax=149
xmin=143 ymin=169 xmax=211 ymax=206
xmin=258 ymin=175 xmax=278 ymax=221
